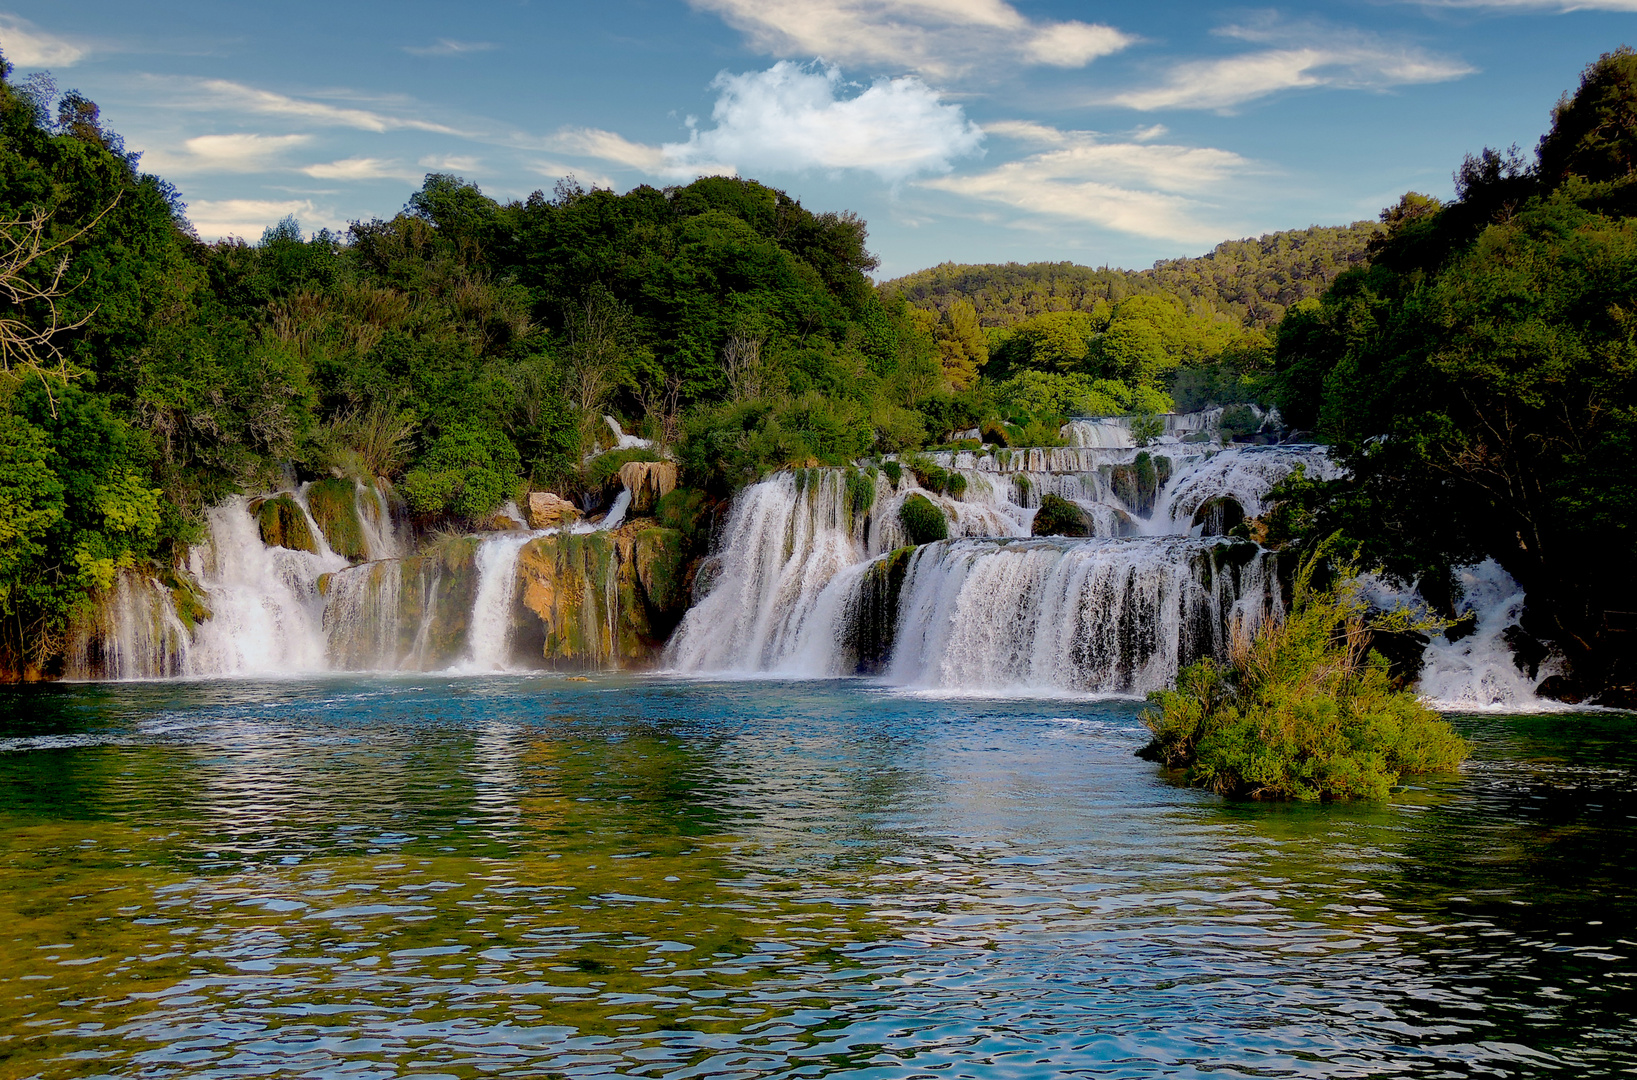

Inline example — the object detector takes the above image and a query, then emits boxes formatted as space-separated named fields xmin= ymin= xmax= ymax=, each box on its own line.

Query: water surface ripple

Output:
xmin=1 ymin=676 xmax=1633 ymax=1078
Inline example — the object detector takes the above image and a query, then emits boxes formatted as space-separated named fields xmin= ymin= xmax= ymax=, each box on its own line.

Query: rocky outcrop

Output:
xmin=1109 ymin=451 xmax=1172 ymax=518
xmin=253 ymin=495 xmax=317 ymax=554
xmin=526 ymin=491 xmax=581 ymax=530
xmin=618 ymin=461 xmax=677 ymax=514
xmin=1032 ymin=494 xmax=1092 ymax=537
xmin=322 ymin=537 xmax=482 ymax=670
xmin=1191 ymin=496 xmax=1245 ymax=537
xmin=513 ymin=521 xmax=689 ymax=667
xmin=306 ymin=479 xmax=368 ymax=562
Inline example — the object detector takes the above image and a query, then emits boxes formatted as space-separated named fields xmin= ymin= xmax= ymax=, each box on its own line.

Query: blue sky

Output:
xmin=3 ymin=1 xmax=1634 ymax=276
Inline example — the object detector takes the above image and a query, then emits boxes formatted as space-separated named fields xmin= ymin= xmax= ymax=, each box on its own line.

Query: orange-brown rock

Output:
xmin=617 ymin=461 xmax=677 ymax=514
xmin=526 ymin=491 xmax=581 ymax=530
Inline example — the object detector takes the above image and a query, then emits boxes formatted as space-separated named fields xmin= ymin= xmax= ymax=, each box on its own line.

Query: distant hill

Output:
xmin=882 ymin=222 xmax=1381 ymax=330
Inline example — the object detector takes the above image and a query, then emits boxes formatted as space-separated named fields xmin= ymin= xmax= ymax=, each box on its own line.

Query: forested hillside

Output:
xmin=1265 ymin=47 xmax=1637 ymax=705
xmin=882 ymin=222 xmax=1378 ymax=330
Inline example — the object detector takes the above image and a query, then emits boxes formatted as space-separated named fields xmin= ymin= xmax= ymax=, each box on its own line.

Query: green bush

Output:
xmin=400 ymin=421 xmax=522 ymax=520
xmin=881 ymin=461 xmax=902 ymax=487
xmin=1138 ymin=554 xmax=1468 ymax=801
xmin=1219 ymin=404 xmax=1261 ymax=440
xmin=845 ymin=467 xmax=876 ymax=521
xmin=898 ymin=493 xmax=948 ymax=545
xmin=1031 ymin=494 xmax=1091 ymax=537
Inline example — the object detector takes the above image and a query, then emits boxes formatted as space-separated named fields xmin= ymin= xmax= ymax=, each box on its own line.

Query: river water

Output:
xmin=2 ymin=676 xmax=1633 ymax=1078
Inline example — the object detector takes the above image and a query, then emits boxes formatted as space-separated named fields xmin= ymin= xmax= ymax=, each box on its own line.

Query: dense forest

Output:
xmin=1 ymin=43 xmax=1635 ymax=701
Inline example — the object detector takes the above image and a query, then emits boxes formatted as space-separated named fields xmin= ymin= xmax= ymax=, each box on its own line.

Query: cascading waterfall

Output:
xmin=1410 ymin=560 xmax=1564 ymax=710
xmin=461 ymin=533 xmax=535 ymax=671
xmin=885 ymin=537 xmax=1277 ymax=694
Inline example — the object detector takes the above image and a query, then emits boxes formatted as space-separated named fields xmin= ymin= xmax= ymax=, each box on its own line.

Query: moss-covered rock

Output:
xmin=1109 ymin=451 xmax=1173 ymax=517
xmin=656 ymin=487 xmax=710 ymax=546
xmin=324 ymin=537 xmax=481 ymax=670
xmin=255 ymin=494 xmax=318 ymax=554
xmin=306 ymin=478 xmax=368 ymax=562
xmin=899 ymin=493 xmax=948 ymax=545
xmin=1032 ymin=494 xmax=1092 ymax=537
xmin=850 ymin=546 xmax=915 ymax=674
xmin=635 ymin=527 xmax=687 ymax=622
xmin=160 ymin=567 xmax=212 ymax=630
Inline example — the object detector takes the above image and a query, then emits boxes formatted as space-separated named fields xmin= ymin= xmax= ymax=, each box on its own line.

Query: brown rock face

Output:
xmin=526 ymin=491 xmax=581 ymax=530
xmin=617 ymin=461 xmax=677 ymax=514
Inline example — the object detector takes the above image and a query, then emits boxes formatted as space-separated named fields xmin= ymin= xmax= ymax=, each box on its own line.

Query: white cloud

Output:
xmin=163 ymin=78 xmax=461 ymax=135
xmin=660 ymin=62 xmax=983 ymax=182
xmin=1108 ymin=23 xmax=1474 ymax=111
xmin=185 ymin=198 xmax=347 ymax=242
xmin=1415 ymin=0 xmax=1637 ymax=8
xmin=551 ymin=128 xmax=667 ymax=171
xmin=403 ymin=39 xmax=497 ymax=56
xmin=690 ymin=0 xmax=1130 ymax=77
xmin=418 ymin=154 xmax=483 ymax=173
xmin=303 ymin=157 xmax=418 ymax=181
xmin=144 ymin=133 xmax=311 ymax=174
xmin=921 ymin=126 xmax=1253 ymax=244
xmin=530 ymin=160 xmax=618 ymax=190
xmin=0 ymin=13 xmax=84 ymax=66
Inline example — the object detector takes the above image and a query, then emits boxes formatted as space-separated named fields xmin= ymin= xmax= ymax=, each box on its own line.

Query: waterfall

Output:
xmin=461 ymin=533 xmax=533 ymax=671
xmin=1415 ymin=560 xmax=1564 ymax=710
xmin=667 ymin=471 xmax=867 ymax=673
xmin=885 ymin=537 xmax=1277 ymax=695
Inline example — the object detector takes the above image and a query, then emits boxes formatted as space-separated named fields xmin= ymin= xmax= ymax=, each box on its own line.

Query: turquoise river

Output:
xmin=1 ymin=676 xmax=1634 ymax=1078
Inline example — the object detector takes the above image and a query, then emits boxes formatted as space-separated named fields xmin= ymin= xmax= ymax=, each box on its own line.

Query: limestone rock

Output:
xmin=254 ymin=494 xmax=318 ymax=554
xmin=526 ymin=491 xmax=581 ymax=530
xmin=617 ymin=461 xmax=677 ymax=514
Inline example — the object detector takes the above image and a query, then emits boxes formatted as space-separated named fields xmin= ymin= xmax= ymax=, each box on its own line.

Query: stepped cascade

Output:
xmin=68 ymin=410 xmax=1558 ymax=706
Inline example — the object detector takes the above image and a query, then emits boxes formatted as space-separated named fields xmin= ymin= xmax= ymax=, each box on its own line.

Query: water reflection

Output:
xmin=0 ymin=677 xmax=1633 ymax=1077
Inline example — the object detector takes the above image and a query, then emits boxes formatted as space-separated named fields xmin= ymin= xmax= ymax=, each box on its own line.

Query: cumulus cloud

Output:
xmin=185 ymin=198 xmax=346 ymax=242
xmin=664 ymin=63 xmax=983 ymax=182
xmin=0 ymin=13 xmax=84 ymax=66
xmin=690 ymin=0 xmax=1130 ymax=77
xmin=143 ymin=133 xmax=312 ymax=174
xmin=1108 ymin=22 xmax=1473 ymax=111
xmin=923 ymin=125 xmax=1253 ymax=244
xmin=403 ymin=39 xmax=497 ymax=56
xmin=552 ymin=64 xmax=981 ymax=183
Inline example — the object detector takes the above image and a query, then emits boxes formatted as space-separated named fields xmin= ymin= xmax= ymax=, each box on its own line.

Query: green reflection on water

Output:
xmin=1 ymin=678 xmax=1634 ymax=1078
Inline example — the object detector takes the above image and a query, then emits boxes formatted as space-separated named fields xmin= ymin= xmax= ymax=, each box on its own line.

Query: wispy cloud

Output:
xmin=157 ymin=77 xmax=463 ymax=134
xmin=558 ymin=62 xmax=981 ymax=184
xmin=418 ymin=154 xmax=483 ymax=173
xmin=403 ymin=39 xmax=497 ymax=56
xmin=302 ymin=157 xmax=421 ymax=181
xmin=690 ymin=0 xmax=1131 ymax=78
xmin=1414 ymin=0 xmax=1637 ymax=8
xmin=551 ymin=128 xmax=667 ymax=171
xmin=0 ymin=12 xmax=85 ymax=66
xmin=1107 ymin=21 xmax=1473 ymax=112
xmin=143 ymin=133 xmax=312 ymax=174
xmin=922 ymin=124 xmax=1254 ymax=244
xmin=185 ymin=197 xmax=347 ymax=242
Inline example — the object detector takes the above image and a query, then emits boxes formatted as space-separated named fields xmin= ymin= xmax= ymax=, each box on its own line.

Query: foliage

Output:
xmin=897 ymin=493 xmax=948 ymax=545
xmin=399 ymin=421 xmax=522 ymax=520
xmin=1267 ymin=47 xmax=1637 ymax=697
xmin=1031 ymin=494 xmax=1090 ymax=537
xmin=1139 ymin=554 xmax=1468 ymax=801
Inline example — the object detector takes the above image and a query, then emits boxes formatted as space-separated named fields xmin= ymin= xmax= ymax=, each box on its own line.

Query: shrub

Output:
xmin=1130 ymin=413 xmax=1164 ymax=447
xmin=1138 ymin=552 xmax=1468 ymax=801
xmin=845 ymin=467 xmax=876 ymax=521
xmin=945 ymin=471 xmax=967 ymax=500
xmin=400 ymin=421 xmax=522 ymax=520
xmin=1218 ymin=403 xmax=1262 ymax=440
xmin=1031 ymin=494 xmax=1091 ymax=537
xmin=898 ymin=493 xmax=948 ymax=545
xmin=881 ymin=461 xmax=902 ymax=487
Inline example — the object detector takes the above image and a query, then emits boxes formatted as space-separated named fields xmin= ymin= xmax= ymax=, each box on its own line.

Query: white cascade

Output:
xmin=667 ymin=471 xmax=867 ymax=673
xmin=461 ymin=533 xmax=535 ymax=671
xmin=182 ymin=497 xmax=345 ymax=676
xmin=1416 ymin=559 xmax=1563 ymax=710
xmin=886 ymin=537 xmax=1278 ymax=695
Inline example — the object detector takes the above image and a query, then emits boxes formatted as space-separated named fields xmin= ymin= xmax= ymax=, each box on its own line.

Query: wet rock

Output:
xmin=306 ymin=478 xmax=368 ymax=562
xmin=619 ymin=461 xmax=678 ymax=514
xmin=526 ymin=491 xmax=581 ymax=530
xmin=254 ymin=494 xmax=318 ymax=554
xmin=1191 ymin=496 xmax=1245 ymax=537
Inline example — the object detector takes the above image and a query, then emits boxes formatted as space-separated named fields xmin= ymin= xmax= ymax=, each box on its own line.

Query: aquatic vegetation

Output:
xmin=1140 ymin=554 xmax=1468 ymax=800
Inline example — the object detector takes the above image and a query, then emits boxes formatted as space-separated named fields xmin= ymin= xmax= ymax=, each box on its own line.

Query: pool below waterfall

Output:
xmin=2 ymin=675 xmax=1634 ymax=1078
